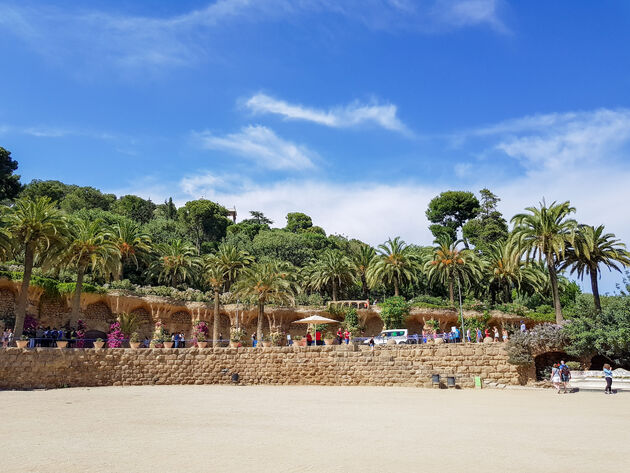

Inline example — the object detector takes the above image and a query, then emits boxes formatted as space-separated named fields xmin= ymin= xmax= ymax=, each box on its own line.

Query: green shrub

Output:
xmin=566 ymin=361 xmax=582 ymax=371
xmin=535 ymin=304 xmax=554 ymax=314
xmin=494 ymin=303 xmax=529 ymax=317
xmin=379 ymin=296 xmax=410 ymax=329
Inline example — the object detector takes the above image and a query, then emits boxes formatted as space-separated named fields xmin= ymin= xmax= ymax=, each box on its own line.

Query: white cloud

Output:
xmin=245 ymin=93 xmax=408 ymax=133
xmin=0 ymin=0 xmax=507 ymax=70
xmin=195 ymin=125 xmax=318 ymax=170
xmin=0 ymin=124 xmax=116 ymax=140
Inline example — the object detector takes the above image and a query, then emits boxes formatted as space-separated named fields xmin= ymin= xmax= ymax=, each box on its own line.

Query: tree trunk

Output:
xmin=448 ymin=278 xmax=455 ymax=305
xmin=547 ymin=256 xmax=563 ymax=324
xmin=257 ymin=301 xmax=264 ymax=344
xmin=332 ymin=279 xmax=338 ymax=302
xmin=14 ymin=243 xmax=35 ymax=339
xmin=361 ymin=274 xmax=369 ymax=299
xmin=394 ymin=277 xmax=399 ymax=297
xmin=70 ymin=266 xmax=85 ymax=322
xmin=590 ymin=268 xmax=602 ymax=313
xmin=213 ymin=288 xmax=220 ymax=347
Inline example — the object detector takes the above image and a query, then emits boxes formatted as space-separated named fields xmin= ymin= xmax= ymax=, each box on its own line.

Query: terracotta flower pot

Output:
xmin=93 ymin=341 xmax=105 ymax=349
xmin=197 ymin=341 xmax=208 ymax=348
xmin=434 ymin=337 xmax=444 ymax=345
xmin=129 ymin=342 xmax=141 ymax=349
xmin=324 ymin=338 xmax=335 ymax=346
xmin=56 ymin=341 xmax=68 ymax=349
xmin=230 ymin=341 xmax=239 ymax=348
xmin=296 ymin=340 xmax=306 ymax=347
xmin=16 ymin=340 xmax=29 ymax=349
xmin=262 ymin=341 xmax=272 ymax=348
xmin=163 ymin=341 xmax=174 ymax=349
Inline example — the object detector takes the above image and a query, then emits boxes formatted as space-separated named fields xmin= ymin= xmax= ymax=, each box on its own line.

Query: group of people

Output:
xmin=550 ymin=360 xmax=572 ymax=394
xmin=1 ymin=328 xmax=14 ymax=347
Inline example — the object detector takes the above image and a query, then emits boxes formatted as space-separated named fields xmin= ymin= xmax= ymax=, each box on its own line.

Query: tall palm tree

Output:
xmin=511 ymin=200 xmax=577 ymax=323
xmin=367 ymin=237 xmax=421 ymax=297
xmin=307 ymin=249 xmax=354 ymax=302
xmin=150 ymin=239 xmax=201 ymax=287
xmin=61 ymin=219 xmax=118 ymax=321
xmin=202 ymin=254 xmax=227 ymax=347
xmin=232 ymin=262 xmax=296 ymax=343
xmin=215 ymin=243 xmax=254 ymax=291
xmin=111 ymin=220 xmax=152 ymax=280
xmin=425 ymin=235 xmax=482 ymax=304
xmin=561 ymin=225 xmax=630 ymax=312
xmin=484 ymin=239 xmax=531 ymax=304
xmin=352 ymin=245 xmax=376 ymax=299
xmin=5 ymin=197 xmax=67 ymax=337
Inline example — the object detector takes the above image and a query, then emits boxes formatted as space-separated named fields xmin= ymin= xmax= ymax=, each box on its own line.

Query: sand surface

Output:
xmin=2 ymin=385 xmax=627 ymax=472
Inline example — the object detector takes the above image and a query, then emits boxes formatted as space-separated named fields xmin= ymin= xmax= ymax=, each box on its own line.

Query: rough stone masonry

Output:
xmin=0 ymin=344 xmax=533 ymax=390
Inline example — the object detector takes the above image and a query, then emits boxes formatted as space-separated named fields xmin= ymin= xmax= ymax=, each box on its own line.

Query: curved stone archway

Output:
xmin=0 ymin=288 xmax=16 ymax=328
xmin=130 ymin=307 xmax=153 ymax=339
xmin=83 ymin=302 xmax=114 ymax=332
xmin=166 ymin=310 xmax=192 ymax=336
xmin=534 ymin=351 xmax=581 ymax=381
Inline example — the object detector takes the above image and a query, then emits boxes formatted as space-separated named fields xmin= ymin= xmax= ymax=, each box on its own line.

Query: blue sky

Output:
xmin=2 ymin=0 xmax=630 ymax=292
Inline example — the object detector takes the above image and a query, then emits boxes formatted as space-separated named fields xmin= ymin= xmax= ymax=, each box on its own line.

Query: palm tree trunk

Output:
xmin=332 ymin=279 xmax=338 ymax=302
xmin=70 ymin=266 xmax=85 ymax=322
xmin=257 ymin=301 xmax=264 ymax=344
xmin=14 ymin=242 xmax=35 ymax=339
xmin=394 ymin=277 xmax=399 ymax=297
xmin=361 ymin=274 xmax=369 ymax=299
xmin=213 ymin=288 xmax=220 ymax=347
xmin=448 ymin=278 xmax=455 ymax=305
xmin=546 ymin=256 xmax=563 ymax=324
xmin=589 ymin=268 xmax=602 ymax=313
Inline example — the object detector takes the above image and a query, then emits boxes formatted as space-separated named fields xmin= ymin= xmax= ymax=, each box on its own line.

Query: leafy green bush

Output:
xmin=494 ymin=303 xmax=529 ymax=317
xmin=410 ymin=295 xmax=451 ymax=308
xmin=506 ymin=324 xmax=569 ymax=365
xmin=528 ymin=312 xmax=555 ymax=323
xmin=379 ymin=296 xmax=410 ymax=329
xmin=566 ymin=361 xmax=581 ymax=371
xmin=463 ymin=299 xmax=487 ymax=312
xmin=535 ymin=304 xmax=554 ymax=314
xmin=57 ymin=282 xmax=106 ymax=295
xmin=295 ymin=292 xmax=325 ymax=307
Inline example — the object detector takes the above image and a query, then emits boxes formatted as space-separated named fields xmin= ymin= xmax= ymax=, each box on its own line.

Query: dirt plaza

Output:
xmin=2 ymin=385 xmax=627 ymax=473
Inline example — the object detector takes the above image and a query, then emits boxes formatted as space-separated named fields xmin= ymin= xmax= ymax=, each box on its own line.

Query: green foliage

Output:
xmin=493 ymin=303 xmax=529 ymax=317
xmin=0 ymin=146 xmax=22 ymax=201
xmin=117 ymin=312 xmax=140 ymax=336
xmin=410 ymin=294 xmax=452 ymax=308
xmin=252 ymin=229 xmax=314 ymax=267
xmin=60 ymin=186 xmax=116 ymax=213
xmin=154 ymin=197 xmax=177 ymax=220
xmin=295 ymin=292 xmax=325 ymax=306
xmin=506 ymin=324 xmax=569 ymax=365
xmin=111 ymin=194 xmax=156 ymax=224
xmin=465 ymin=311 xmax=491 ymax=331
xmin=379 ymin=296 xmax=410 ymax=329
xmin=177 ymin=199 xmax=230 ymax=250
xmin=426 ymin=191 xmax=480 ymax=243
xmin=142 ymin=218 xmax=189 ymax=245
xmin=564 ymin=295 xmax=630 ymax=368
xmin=20 ymin=179 xmax=74 ymax=204
xmin=285 ymin=212 xmax=313 ymax=233
xmin=57 ymin=282 xmax=105 ymax=295
xmin=462 ymin=189 xmax=508 ymax=253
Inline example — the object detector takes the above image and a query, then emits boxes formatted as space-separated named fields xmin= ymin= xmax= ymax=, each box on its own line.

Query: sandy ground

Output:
xmin=1 ymin=385 xmax=627 ymax=473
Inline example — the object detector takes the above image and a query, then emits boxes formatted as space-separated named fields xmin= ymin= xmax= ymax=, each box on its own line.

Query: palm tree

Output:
xmin=111 ymin=220 xmax=152 ymax=280
xmin=425 ymin=235 xmax=482 ymax=304
xmin=352 ymin=245 xmax=376 ymax=299
xmin=232 ymin=262 xmax=296 ymax=343
xmin=484 ymin=239 xmax=530 ymax=304
xmin=60 ymin=219 xmax=118 ymax=321
xmin=511 ymin=200 xmax=577 ymax=323
xmin=150 ymin=239 xmax=201 ymax=287
xmin=215 ymin=243 xmax=254 ymax=291
xmin=561 ymin=225 xmax=630 ymax=312
xmin=117 ymin=312 xmax=140 ymax=337
xmin=367 ymin=237 xmax=421 ymax=297
xmin=202 ymin=254 xmax=227 ymax=347
xmin=307 ymin=249 xmax=354 ymax=301
xmin=5 ymin=197 xmax=67 ymax=337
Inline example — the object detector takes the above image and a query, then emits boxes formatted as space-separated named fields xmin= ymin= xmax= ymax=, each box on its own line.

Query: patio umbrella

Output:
xmin=292 ymin=315 xmax=339 ymax=346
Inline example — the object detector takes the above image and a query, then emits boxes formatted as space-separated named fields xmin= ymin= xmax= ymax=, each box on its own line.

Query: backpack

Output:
xmin=561 ymin=365 xmax=570 ymax=377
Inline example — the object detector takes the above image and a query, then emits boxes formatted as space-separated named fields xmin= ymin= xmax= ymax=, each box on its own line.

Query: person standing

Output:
xmin=251 ymin=333 xmax=257 ymax=348
xmin=306 ymin=332 xmax=313 ymax=346
xmin=180 ymin=332 xmax=186 ymax=348
xmin=559 ymin=360 xmax=571 ymax=393
xmin=286 ymin=333 xmax=292 ymax=346
xmin=550 ymin=363 xmax=562 ymax=393
xmin=344 ymin=329 xmax=350 ymax=345
xmin=336 ymin=328 xmax=343 ymax=345
xmin=603 ymin=364 xmax=613 ymax=394
xmin=493 ymin=327 xmax=500 ymax=342
xmin=502 ymin=329 xmax=508 ymax=342
xmin=466 ymin=328 xmax=471 ymax=343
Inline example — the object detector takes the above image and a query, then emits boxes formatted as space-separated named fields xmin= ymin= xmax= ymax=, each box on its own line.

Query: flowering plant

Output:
xmin=230 ymin=327 xmax=245 ymax=342
xmin=192 ymin=320 xmax=209 ymax=338
xmin=107 ymin=322 xmax=124 ymax=348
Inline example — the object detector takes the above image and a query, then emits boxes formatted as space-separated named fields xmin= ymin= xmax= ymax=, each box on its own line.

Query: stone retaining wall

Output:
xmin=0 ymin=344 xmax=532 ymax=390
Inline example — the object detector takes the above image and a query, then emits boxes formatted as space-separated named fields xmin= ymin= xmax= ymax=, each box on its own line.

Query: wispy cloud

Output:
xmin=0 ymin=124 xmax=116 ymax=140
xmin=244 ymin=93 xmax=408 ymax=134
xmin=0 ymin=0 xmax=508 ymax=71
xmin=194 ymin=125 xmax=318 ymax=170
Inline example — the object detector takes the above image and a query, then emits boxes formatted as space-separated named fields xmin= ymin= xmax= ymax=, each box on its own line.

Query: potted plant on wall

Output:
xmin=323 ymin=328 xmax=335 ymax=346
xmin=129 ymin=332 xmax=141 ymax=349
xmin=270 ymin=331 xmax=284 ymax=347
xmin=193 ymin=320 xmax=209 ymax=348
xmin=93 ymin=338 xmax=105 ymax=349
xmin=230 ymin=327 xmax=245 ymax=348
xmin=16 ymin=335 xmax=29 ymax=349
xmin=293 ymin=335 xmax=304 ymax=347
xmin=261 ymin=334 xmax=271 ymax=348
xmin=163 ymin=332 xmax=174 ymax=348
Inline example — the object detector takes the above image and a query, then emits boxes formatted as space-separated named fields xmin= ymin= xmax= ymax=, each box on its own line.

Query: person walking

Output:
xmin=559 ymin=360 xmax=571 ymax=393
xmin=368 ymin=336 xmax=375 ymax=350
xmin=493 ymin=327 xmax=500 ymax=342
xmin=476 ymin=328 xmax=482 ymax=343
xmin=502 ymin=329 xmax=508 ymax=342
xmin=550 ymin=363 xmax=562 ymax=393
xmin=603 ymin=363 xmax=613 ymax=394
xmin=466 ymin=328 xmax=471 ymax=343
